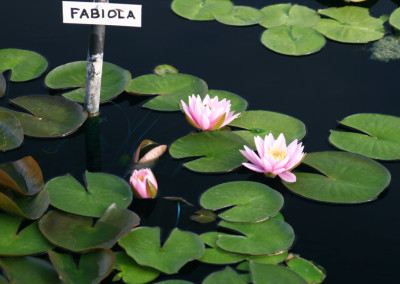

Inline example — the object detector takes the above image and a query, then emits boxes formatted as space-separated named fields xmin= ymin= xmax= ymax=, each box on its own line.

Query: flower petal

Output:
xmin=278 ymin=171 xmax=297 ymax=183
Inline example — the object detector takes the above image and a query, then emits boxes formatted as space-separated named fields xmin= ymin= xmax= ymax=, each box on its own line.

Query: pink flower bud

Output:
xmin=129 ymin=168 xmax=158 ymax=198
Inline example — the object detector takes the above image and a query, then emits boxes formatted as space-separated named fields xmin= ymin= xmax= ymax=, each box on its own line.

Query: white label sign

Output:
xmin=62 ymin=1 xmax=142 ymax=27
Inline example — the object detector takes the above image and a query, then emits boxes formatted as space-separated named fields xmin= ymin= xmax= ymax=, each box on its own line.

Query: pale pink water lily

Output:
xmin=180 ymin=94 xmax=241 ymax=131
xmin=129 ymin=168 xmax=158 ymax=198
xmin=240 ymin=133 xmax=305 ymax=183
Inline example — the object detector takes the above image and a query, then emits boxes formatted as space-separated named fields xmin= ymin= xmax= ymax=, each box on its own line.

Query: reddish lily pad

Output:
xmin=39 ymin=204 xmax=140 ymax=252
xmin=118 ymin=227 xmax=205 ymax=274
xmin=0 ymin=112 xmax=23 ymax=152
xmin=133 ymin=139 xmax=167 ymax=169
xmin=44 ymin=171 xmax=133 ymax=217
xmin=45 ymin=61 xmax=131 ymax=103
xmin=0 ymin=256 xmax=61 ymax=284
xmin=0 ymin=213 xmax=54 ymax=256
xmin=0 ymin=156 xmax=43 ymax=196
xmin=0 ymin=187 xmax=49 ymax=219
xmin=0 ymin=96 xmax=88 ymax=138
xmin=48 ymin=249 xmax=115 ymax=284
xmin=0 ymin=49 xmax=48 ymax=82
xmin=200 ymin=181 xmax=283 ymax=223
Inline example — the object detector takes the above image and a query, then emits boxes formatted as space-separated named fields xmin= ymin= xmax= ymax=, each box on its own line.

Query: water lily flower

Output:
xmin=129 ymin=168 xmax=158 ymax=198
xmin=181 ymin=94 xmax=241 ymax=131
xmin=240 ymin=133 xmax=305 ymax=183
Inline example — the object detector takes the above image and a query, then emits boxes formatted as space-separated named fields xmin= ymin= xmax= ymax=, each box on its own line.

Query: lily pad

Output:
xmin=315 ymin=6 xmax=385 ymax=43
xmin=229 ymin=111 xmax=306 ymax=147
xmin=0 ymin=95 xmax=88 ymax=138
xmin=44 ymin=171 xmax=132 ymax=217
xmin=48 ymin=249 xmax=115 ymax=284
xmin=216 ymin=218 xmax=295 ymax=255
xmin=198 ymin=232 xmax=246 ymax=265
xmin=282 ymin=151 xmax=391 ymax=203
xmin=0 ymin=73 xmax=5 ymax=98
xmin=0 ymin=156 xmax=43 ymax=196
xmin=39 ymin=204 xmax=140 ymax=252
xmin=133 ymin=139 xmax=167 ymax=169
xmin=190 ymin=209 xmax=217 ymax=224
xmin=329 ymin=113 xmax=400 ymax=160
xmin=171 ymin=0 xmax=233 ymax=21
xmin=249 ymin=251 xmax=289 ymax=265
xmin=118 ymin=227 xmax=204 ymax=274
xmin=286 ymin=255 xmax=326 ymax=284
xmin=200 ymin=181 xmax=283 ymax=223
xmin=0 ymin=49 xmax=48 ymax=82
xmin=0 ymin=213 xmax=54 ymax=256
xmin=154 ymin=65 xmax=178 ymax=76
xmin=0 ymin=256 xmax=61 ymax=284
xmin=260 ymin=4 xmax=320 ymax=28
xmin=203 ymin=267 xmax=247 ymax=284
xmin=154 ymin=281 xmax=193 ymax=284
xmin=0 ymin=275 xmax=7 ymax=284
xmin=214 ymin=6 xmax=265 ymax=26
xmin=390 ymin=7 xmax=400 ymax=30
xmin=0 ymin=112 xmax=23 ymax=151
xmin=207 ymin=89 xmax=247 ymax=113
xmin=250 ymin=262 xmax=307 ymax=284
xmin=125 ymin=73 xmax=208 ymax=111
xmin=0 ymin=187 xmax=49 ymax=219
xmin=169 ymin=131 xmax=247 ymax=173
xmin=261 ymin=25 xmax=326 ymax=56
xmin=45 ymin=61 xmax=131 ymax=103
xmin=113 ymin=251 xmax=160 ymax=284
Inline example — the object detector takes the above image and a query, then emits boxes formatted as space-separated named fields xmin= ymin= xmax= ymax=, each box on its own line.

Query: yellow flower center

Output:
xmin=135 ymin=176 xmax=145 ymax=182
xmin=268 ymin=146 xmax=287 ymax=160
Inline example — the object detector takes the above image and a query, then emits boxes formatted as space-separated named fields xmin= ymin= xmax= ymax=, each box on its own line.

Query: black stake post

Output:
xmin=84 ymin=0 xmax=108 ymax=117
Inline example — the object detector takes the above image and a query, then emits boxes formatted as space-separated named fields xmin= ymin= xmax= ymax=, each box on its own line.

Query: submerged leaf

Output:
xmin=154 ymin=64 xmax=178 ymax=76
xmin=190 ymin=209 xmax=216 ymax=224
xmin=0 ymin=112 xmax=23 ymax=152
xmin=0 ymin=73 xmax=5 ymax=98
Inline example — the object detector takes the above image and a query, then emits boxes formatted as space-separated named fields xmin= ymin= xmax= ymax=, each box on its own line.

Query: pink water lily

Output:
xmin=240 ymin=133 xmax=305 ymax=183
xmin=181 ymin=94 xmax=241 ymax=131
xmin=129 ymin=168 xmax=158 ymax=198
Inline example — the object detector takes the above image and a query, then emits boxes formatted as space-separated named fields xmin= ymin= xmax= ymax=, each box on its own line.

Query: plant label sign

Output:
xmin=62 ymin=1 xmax=142 ymax=27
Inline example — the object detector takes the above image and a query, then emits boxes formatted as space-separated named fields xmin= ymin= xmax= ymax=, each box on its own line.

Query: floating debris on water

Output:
xmin=370 ymin=35 xmax=400 ymax=62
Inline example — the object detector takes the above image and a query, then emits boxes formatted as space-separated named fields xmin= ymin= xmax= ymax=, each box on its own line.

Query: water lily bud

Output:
xmin=129 ymin=168 xmax=158 ymax=198
xmin=181 ymin=94 xmax=241 ymax=131
xmin=240 ymin=133 xmax=305 ymax=183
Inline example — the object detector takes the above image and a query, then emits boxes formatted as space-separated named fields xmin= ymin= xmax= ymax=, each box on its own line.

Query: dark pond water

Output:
xmin=1 ymin=0 xmax=400 ymax=283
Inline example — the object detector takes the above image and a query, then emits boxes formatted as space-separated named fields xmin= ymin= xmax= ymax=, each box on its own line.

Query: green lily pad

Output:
xmin=154 ymin=65 xmax=178 ymax=76
xmin=0 ymin=49 xmax=48 ymax=82
xmin=207 ymin=90 xmax=247 ymax=113
xmin=250 ymin=262 xmax=307 ymax=284
xmin=118 ymin=227 xmax=204 ymax=274
xmin=39 ymin=204 xmax=140 ymax=252
xmin=214 ymin=6 xmax=265 ymax=26
xmin=0 ymin=112 xmax=23 ymax=151
xmin=44 ymin=171 xmax=132 ymax=217
xmin=329 ymin=113 xmax=400 ymax=160
xmin=249 ymin=251 xmax=289 ymax=265
xmin=390 ymin=7 xmax=400 ymax=30
xmin=216 ymin=218 xmax=295 ymax=255
xmin=45 ymin=61 xmax=131 ymax=103
xmin=0 ymin=213 xmax=54 ymax=256
xmin=203 ymin=267 xmax=247 ymax=284
xmin=154 ymin=281 xmax=193 ymax=284
xmin=286 ymin=255 xmax=326 ymax=284
xmin=260 ymin=4 xmax=320 ymax=28
xmin=0 ymin=256 xmax=61 ymax=284
xmin=282 ymin=151 xmax=391 ymax=203
xmin=0 ymin=275 xmax=7 ymax=284
xmin=113 ymin=251 xmax=160 ymax=284
xmin=200 ymin=181 xmax=283 ymax=223
xmin=0 ymin=95 xmax=88 ymax=138
xmin=0 ymin=187 xmax=49 ymax=219
xmin=125 ymin=73 xmax=208 ymax=111
xmin=198 ymin=232 xmax=246 ymax=265
xmin=169 ymin=131 xmax=247 ymax=173
xmin=315 ymin=6 xmax=385 ymax=43
xmin=171 ymin=0 xmax=233 ymax=21
xmin=0 ymin=156 xmax=43 ymax=196
xmin=229 ymin=111 xmax=306 ymax=147
xmin=48 ymin=249 xmax=115 ymax=284
xmin=261 ymin=25 xmax=326 ymax=56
